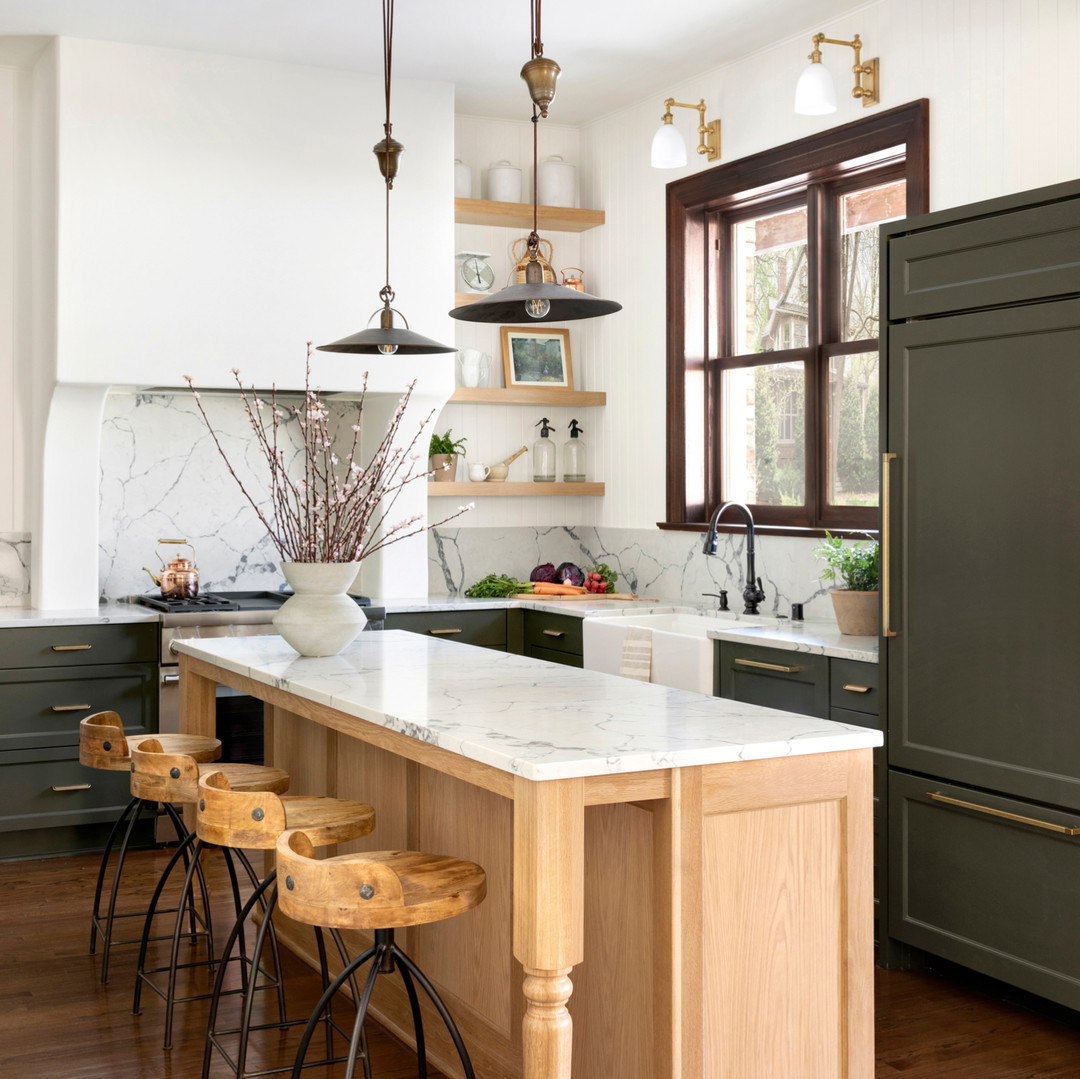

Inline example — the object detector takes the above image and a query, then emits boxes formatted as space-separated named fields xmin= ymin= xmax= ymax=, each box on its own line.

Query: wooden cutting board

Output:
xmin=513 ymin=592 xmax=655 ymax=601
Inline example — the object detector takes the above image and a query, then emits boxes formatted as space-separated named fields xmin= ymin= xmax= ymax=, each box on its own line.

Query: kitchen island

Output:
xmin=175 ymin=630 xmax=881 ymax=1079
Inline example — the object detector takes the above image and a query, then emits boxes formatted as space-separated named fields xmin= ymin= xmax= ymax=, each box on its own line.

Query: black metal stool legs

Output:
xmin=291 ymin=928 xmax=477 ymax=1079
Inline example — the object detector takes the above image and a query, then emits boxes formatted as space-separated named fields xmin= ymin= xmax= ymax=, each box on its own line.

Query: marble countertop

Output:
xmin=173 ymin=631 xmax=881 ymax=782
xmin=0 ymin=603 xmax=160 ymax=629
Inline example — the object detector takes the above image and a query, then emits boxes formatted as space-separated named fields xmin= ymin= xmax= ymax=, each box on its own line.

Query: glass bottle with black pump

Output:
xmin=532 ymin=418 xmax=556 ymax=482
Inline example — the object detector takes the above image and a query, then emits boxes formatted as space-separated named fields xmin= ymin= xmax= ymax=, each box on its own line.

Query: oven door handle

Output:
xmin=161 ymin=672 xmax=180 ymax=686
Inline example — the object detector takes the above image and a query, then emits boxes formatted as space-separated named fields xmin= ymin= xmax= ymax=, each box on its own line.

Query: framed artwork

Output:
xmin=500 ymin=326 xmax=573 ymax=390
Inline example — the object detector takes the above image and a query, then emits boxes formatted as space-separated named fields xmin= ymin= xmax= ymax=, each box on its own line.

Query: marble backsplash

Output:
xmin=429 ymin=525 xmax=838 ymax=623
xmin=99 ymin=391 xmax=323 ymax=600
xmin=0 ymin=533 xmax=30 ymax=607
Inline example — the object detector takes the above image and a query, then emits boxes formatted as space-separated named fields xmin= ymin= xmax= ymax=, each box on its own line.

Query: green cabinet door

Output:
xmin=885 ymin=297 xmax=1080 ymax=810
xmin=715 ymin=641 xmax=829 ymax=718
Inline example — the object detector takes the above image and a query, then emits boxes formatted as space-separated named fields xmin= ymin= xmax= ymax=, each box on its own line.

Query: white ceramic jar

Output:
xmin=454 ymin=159 xmax=472 ymax=199
xmin=537 ymin=155 xmax=577 ymax=208
xmin=487 ymin=160 xmax=522 ymax=203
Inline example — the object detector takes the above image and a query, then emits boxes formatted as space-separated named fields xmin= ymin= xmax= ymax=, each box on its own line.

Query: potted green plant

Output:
xmin=811 ymin=531 xmax=880 ymax=636
xmin=429 ymin=428 xmax=467 ymax=483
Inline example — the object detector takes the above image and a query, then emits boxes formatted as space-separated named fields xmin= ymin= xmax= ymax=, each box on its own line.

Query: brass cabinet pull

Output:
xmin=882 ymin=452 xmax=897 ymax=638
xmin=927 ymin=791 xmax=1080 ymax=835
xmin=427 ymin=628 xmax=462 ymax=636
xmin=51 ymin=644 xmax=92 ymax=652
xmin=51 ymin=783 xmax=92 ymax=792
xmin=734 ymin=658 xmax=802 ymax=674
xmin=542 ymin=629 xmax=565 ymax=638
xmin=842 ymin=684 xmax=872 ymax=694
xmin=51 ymin=704 xmax=91 ymax=712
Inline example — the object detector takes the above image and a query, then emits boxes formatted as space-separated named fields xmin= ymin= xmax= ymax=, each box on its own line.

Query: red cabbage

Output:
xmin=530 ymin=562 xmax=556 ymax=583
xmin=555 ymin=562 xmax=585 ymax=587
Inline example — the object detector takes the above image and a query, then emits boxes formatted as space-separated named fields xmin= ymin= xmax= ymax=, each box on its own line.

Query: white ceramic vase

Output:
xmin=273 ymin=562 xmax=367 ymax=657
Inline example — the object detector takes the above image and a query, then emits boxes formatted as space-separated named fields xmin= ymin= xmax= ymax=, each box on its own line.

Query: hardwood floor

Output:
xmin=1 ymin=847 xmax=1079 ymax=1077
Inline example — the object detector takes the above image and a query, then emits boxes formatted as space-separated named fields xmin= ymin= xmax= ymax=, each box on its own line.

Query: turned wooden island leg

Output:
xmin=513 ymin=775 xmax=585 ymax=1079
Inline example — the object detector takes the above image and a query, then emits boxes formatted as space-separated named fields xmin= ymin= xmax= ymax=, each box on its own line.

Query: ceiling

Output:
xmin=0 ymin=0 xmax=863 ymax=123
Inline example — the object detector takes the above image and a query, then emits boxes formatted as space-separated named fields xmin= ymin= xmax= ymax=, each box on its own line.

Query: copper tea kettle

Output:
xmin=144 ymin=539 xmax=200 ymax=599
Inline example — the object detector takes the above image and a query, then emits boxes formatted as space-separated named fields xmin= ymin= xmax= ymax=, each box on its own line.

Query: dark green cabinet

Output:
xmin=0 ymin=621 xmax=159 ymax=860
xmin=715 ymin=641 xmax=829 ymax=717
xmin=882 ymin=179 xmax=1080 ymax=1001
xmin=385 ymin=609 xmax=508 ymax=650
xmin=520 ymin=610 xmax=583 ymax=668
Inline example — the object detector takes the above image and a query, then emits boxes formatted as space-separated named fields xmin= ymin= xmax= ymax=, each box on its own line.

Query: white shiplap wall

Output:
xmin=436 ymin=116 xmax=607 ymax=528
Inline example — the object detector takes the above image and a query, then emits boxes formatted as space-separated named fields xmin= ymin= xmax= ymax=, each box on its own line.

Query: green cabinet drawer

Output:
xmin=0 ymin=747 xmax=134 ymax=834
xmin=385 ymin=609 xmax=506 ymax=649
xmin=523 ymin=644 xmax=583 ymax=669
xmin=887 ymin=192 xmax=1080 ymax=319
xmin=829 ymin=659 xmax=880 ymax=716
xmin=716 ymin=642 xmax=828 ymax=718
xmin=0 ymin=622 xmax=159 ymax=670
xmin=889 ymin=769 xmax=1080 ymax=1009
xmin=522 ymin=611 xmax=583 ymax=658
xmin=0 ymin=663 xmax=157 ymax=752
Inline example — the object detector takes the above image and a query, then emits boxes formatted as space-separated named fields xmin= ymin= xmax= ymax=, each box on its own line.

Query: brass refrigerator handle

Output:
xmin=882 ymin=452 xmax=897 ymax=638
xmin=734 ymin=658 xmax=802 ymax=674
xmin=927 ymin=791 xmax=1080 ymax=835
xmin=427 ymin=628 xmax=462 ymax=635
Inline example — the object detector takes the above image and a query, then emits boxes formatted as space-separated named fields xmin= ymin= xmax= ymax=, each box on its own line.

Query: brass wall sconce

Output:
xmin=650 ymin=98 xmax=720 ymax=169
xmin=794 ymin=33 xmax=879 ymax=115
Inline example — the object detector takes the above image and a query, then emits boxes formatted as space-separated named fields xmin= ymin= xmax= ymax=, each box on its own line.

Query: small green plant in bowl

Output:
xmin=812 ymin=531 xmax=880 ymax=636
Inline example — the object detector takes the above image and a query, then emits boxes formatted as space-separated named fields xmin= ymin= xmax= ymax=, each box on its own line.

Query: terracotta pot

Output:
xmin=272 ymin=562 xmax=366 ymax=656
xmin=828 ymin=589 xmax=879 ymax=637
xmin=431 ymin=453 xmax=458 ymax=482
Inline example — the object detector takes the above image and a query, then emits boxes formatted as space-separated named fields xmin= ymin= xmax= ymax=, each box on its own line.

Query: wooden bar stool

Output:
xmin=197 ymin=771 xmax=378 ymax=1079
xmin=129 ymin=740 xmax=292 ymax=1050
xmin=79 ymin=711 xmax=223 ymax=984
xmin=276 ymin=828 xmax=487 ymax=1079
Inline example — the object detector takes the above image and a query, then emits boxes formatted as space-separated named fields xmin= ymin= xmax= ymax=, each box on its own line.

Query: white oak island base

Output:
xmin=178 ymin=644 xmax=874 ymax=1079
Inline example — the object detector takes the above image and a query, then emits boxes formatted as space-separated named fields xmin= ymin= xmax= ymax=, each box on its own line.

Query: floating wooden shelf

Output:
xmin=448 ymin=388 xmax=606 ymax=407
xmin=429 ymin=481 xmax=605 ymax=497
xmin=453 ymin=292 xmax=485 ymax=306
xmin=455 ymin=198 xmax=605 ymax=232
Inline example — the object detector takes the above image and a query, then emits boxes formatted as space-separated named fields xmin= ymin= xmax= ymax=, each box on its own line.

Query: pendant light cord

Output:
xmin=381 ymin=0 xmax=394 ymax=302
xmin=530 ymin=0 xmax=543 ymax=59
xmin=528 ymin=0 xmax=543 ymax=252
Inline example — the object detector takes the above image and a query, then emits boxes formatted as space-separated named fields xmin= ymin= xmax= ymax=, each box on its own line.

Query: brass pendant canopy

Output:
xmin=520 ymin=56 xmax=560 ymax=117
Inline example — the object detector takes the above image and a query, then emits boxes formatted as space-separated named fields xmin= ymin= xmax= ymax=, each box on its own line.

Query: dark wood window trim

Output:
xmin=663 ymin=99 xmax=929 ymax=535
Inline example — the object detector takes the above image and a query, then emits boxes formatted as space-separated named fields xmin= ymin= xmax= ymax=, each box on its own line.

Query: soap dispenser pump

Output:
xmin=563 ymin=419 xmax=587 ymax=482
xmin=532 ymin=417 xmax=556 ymax=482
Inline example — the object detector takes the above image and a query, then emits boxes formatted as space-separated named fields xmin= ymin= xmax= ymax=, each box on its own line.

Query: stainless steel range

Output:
xmin=142 ymin=591 xmax=291 ymax=744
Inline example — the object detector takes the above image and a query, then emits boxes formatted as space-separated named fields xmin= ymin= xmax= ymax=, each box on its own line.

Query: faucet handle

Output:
xmin=702 ymin=591 xmax=729 ymax=611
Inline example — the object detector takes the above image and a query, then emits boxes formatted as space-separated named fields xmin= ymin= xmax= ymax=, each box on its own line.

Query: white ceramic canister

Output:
xmin=537 ymin=155 xmax=577 ymax=208
xmin=454 ymin=159 xmax=473 ymax=199
xmin=487 ymin=160 xmax=522 ymax=203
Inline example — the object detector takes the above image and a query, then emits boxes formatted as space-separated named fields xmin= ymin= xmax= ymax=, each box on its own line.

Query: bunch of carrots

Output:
xmin=528 ymin=581 xmax=587 ymax=596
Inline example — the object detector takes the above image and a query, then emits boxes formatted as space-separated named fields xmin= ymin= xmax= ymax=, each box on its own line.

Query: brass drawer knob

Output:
xmin=842 ymin=683 xmax=872 ymax=694
xmin=542 ymin=629 xmax=565 ymax=638
xmin=51 ymin=644 xmax=92 ymax=652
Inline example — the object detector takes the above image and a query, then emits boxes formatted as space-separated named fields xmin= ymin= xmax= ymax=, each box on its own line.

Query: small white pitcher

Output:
xmin=467 ymin=462 xmax=491 ymax=482
xmin=458 ymin=349 xmax=489 ymax=388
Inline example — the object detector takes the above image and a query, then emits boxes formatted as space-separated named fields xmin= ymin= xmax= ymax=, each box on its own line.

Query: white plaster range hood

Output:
xmin=29 ymin=37 xmax=455 ymax=608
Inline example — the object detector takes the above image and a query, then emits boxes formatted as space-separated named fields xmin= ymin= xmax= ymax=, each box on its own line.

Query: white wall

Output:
xmin=572 ymin=0 xmax=1080 ymax=530
xmin=8 ymin=36 xmax=457 ymax=606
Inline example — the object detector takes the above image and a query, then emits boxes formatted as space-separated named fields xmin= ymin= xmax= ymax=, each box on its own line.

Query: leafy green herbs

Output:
xmin=463 ymin=574 xmax=533 ymax=598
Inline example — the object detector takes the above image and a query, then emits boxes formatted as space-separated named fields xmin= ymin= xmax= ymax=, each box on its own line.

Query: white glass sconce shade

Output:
xmin=794 ymin=60 xmax=838 ymax=115
xmin=651 ymin=121 xmax=688 ymax=169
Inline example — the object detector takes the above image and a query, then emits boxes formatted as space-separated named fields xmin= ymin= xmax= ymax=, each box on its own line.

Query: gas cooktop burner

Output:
xmin=136 ymin=593 xmax=241 ymax=613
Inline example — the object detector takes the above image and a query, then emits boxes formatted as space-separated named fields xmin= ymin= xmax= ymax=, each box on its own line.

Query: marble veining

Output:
xmin=430 ymin=524 xmax=839 ymax=623
xmin=0 ymin=533 xmax=30 ymax=608
xmin=0 ymin=603 xmax=159 ymax=629
xmin=173 ymin=631 xmax=881 ymax=781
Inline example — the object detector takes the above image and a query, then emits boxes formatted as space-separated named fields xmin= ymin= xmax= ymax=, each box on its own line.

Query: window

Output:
xmin=664 ymin=101 xmax=929 ymax=533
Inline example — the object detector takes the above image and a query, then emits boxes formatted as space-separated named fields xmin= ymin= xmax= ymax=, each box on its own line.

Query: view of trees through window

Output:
xmin=720 ymin=176 xmax=905 ymax=516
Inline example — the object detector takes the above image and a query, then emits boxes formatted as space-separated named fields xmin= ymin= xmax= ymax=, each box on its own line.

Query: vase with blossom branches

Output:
xmin=185 ymin=346 xmax=470 ymax=655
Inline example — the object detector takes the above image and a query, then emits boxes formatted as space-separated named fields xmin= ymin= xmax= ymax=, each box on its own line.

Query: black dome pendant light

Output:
xmin=449 ymin=0 xmax=621 ymax=325
xmin=318 ymin=0 xmax=455 ymax=355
